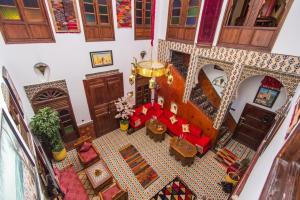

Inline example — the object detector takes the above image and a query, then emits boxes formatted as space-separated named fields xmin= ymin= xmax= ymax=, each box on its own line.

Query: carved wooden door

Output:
xmin=83 ymin=72 xmax=124 ymax=137
xmin=233 ymin=103 xmax=276 ymax=150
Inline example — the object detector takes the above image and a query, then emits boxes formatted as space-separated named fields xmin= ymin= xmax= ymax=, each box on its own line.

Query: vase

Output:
xmin=52 ymin=147 xmax=67 ymax=161
xmin=120 ymin=119 xmax=129 ymax=131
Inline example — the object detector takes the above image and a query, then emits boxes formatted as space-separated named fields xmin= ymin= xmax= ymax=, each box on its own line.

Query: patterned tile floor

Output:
xmin=93 ymin=128 xmax=229 ymax=200
xmin=53 ymin=128 xmax=255 ymax=200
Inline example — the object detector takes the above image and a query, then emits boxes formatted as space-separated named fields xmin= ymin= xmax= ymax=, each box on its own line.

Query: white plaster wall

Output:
xmin=272 ymin=0 xmax=300 ymax=56
xmin=230 ymin=76 xmax=288 ymax=122
xmin=0 ymin=0 xmax=152 ymax=125
xmin=238 ymin=84 xmax=300 ymax=200
xmin=201 ymin=65 xmax=227 ymax=96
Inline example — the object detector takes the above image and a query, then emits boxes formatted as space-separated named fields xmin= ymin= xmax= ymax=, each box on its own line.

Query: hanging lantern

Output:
xmin=129 ymin=74 xmax=135 ymax=85
xmin=149 ymin=78 xmax=156 ymax=89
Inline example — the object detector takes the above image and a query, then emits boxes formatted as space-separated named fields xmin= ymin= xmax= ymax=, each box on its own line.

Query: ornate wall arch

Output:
xmin=192 ymin=57 xmax=233 ymax=88
xmin=234 ymin=66 xmax=300 ymax=99
xmin=158 ymin=39 xmax=300 ymax=130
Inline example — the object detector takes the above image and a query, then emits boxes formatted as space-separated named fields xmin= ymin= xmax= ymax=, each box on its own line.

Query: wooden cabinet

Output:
xmin=31 ymin=88 xmax=79 ymax=143
xmin=0 ymin=0 xmax=54 ymax=44
xmin=79 ymin=0 xmax=115 ymax=41
xmin=218 ymin=0 xmax=293 ymax=51
xmin=166 ymin=0 xmax=201 ymax=43
xmin=83 ymin=72 xmax=124 ymax=137
xmin=134 ymin=0 xmax=152 ymax=40
xmin=135 ymin=75 xmax=151 ymax=106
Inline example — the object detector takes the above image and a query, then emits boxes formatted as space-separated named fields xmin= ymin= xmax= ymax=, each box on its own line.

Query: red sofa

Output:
xmin=130 ymin=103 xmax=211 ymax=154
xmin=54 ymin=165 xmax=89 ymax=200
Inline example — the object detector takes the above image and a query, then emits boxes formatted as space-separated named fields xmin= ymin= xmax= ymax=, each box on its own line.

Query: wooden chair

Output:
xmin=74 ymin=135 xmax=101 ymax=168
xmin=99 ymin=180 xmax=128 ymax=200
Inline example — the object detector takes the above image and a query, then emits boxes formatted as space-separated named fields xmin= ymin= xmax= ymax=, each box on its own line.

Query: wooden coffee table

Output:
xmin=85 ymin=160 xmax=113 ymax=193
xmin=145 ymin=119 xmax=167 ymax=142
xmin=169 ymin=137 xmax=197 ymax=166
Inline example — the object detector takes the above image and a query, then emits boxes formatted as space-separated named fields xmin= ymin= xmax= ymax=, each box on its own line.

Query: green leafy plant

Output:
xmin=30 ymin=107 xmax=64 ymax=152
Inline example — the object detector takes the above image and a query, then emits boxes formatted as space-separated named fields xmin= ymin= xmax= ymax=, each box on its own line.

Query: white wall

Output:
xmin=230 ymin=76 xmax=288 ymax=122
xmin=201 ymin=64 xmax=227 ymax=96
xmin=0 ymin=0 xmax=152 ymax=125
xmin=238 ymin=84 xmax=300 ymax=200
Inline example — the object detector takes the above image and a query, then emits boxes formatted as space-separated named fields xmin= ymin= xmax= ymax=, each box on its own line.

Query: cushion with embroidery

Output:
xmin=182 ymin=124 xmax=190 ymax=133
xmin=142 ymin=106 xmax=148 ymax=115
xmin=80 ymin=142 xmax=92 ymax=152
xmin=169 ymin=115 xmax=178 ymax=124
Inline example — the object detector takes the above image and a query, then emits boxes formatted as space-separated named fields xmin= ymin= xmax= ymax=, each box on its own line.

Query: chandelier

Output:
xmin=128 ymin=0 xmax=173 ymax=89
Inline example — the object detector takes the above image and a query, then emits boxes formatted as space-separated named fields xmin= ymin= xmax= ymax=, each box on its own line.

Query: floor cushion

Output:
xmin=79 ymin=147 xmax=98 ymax=163
xmin=101 ymin=184 xmax=122 ymax=200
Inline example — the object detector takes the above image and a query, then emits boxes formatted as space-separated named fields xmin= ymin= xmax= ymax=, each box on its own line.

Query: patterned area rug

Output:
xmin=119 ymin=144 xmax=159 ymax=188
xmin=150 ymin=176 xmax=196 ymax=200
xmin=226 ymin=139 xmax=255 ymax=161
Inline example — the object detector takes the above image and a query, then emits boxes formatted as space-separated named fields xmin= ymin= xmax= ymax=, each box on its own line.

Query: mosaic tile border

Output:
xmin=158 ymin=39 xmax=300 ymax=129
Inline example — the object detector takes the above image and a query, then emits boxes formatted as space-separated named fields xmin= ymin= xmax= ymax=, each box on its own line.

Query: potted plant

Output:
xmin=30 ymin=107 xmax=66 ymax=161
xmin=115 ymin=96 xmax=134 ymax=131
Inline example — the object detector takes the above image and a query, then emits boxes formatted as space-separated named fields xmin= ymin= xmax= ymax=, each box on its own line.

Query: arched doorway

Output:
xmin=228 ymin=75 xmax=287 ymax=150
xmin=190 ymin=64 xmax=229 ymax=119
xmin=32 ymin=88 xmax=79 ymax=143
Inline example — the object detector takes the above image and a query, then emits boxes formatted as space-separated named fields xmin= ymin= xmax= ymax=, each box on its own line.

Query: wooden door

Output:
xmin=83 ymin=73 xmax=124 ymax=137
xmin=233 ymin=103 xmax=276 ymax=150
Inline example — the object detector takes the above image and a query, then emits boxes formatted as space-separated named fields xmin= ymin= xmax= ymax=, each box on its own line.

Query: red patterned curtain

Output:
xmin=261 ymin=76 xmax=283 ymax=90
xmin=197 ymin=0 xmax=223 ymax=45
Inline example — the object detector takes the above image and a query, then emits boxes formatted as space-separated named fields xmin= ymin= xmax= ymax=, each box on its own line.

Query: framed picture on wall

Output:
xmin=253 ymin=86 xmax=280 ymax=108
xmin=90 ymin=51 xmax=114 ymax=68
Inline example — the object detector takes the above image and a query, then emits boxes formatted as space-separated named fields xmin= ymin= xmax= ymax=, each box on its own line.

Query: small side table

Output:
xmin=85 ymin=160 xmax=113 ymax=193
xmin=145 ymin=119 xmax=167 ymax=142
xmin=169 ymin=137 xmax=197 ymax=167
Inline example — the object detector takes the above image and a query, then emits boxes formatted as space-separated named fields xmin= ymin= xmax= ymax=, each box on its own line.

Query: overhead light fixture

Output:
xmin=128 ymin=0 xmax=173 ymax=88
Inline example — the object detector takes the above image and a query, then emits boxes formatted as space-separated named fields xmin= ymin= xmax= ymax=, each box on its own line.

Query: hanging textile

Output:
xmin=116 ymin=0 xmax=132 ymax=28
xmin=197 ymin=0 xmax=223 ymax=45
xmin=261 ymin=76 xmax=283 ymax=90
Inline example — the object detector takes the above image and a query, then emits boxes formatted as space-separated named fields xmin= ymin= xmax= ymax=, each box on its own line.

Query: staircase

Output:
xmin=190 ymin=84 xmax=218 ymax=119
xmin=171 ymin=52 xmax=189 ymax=79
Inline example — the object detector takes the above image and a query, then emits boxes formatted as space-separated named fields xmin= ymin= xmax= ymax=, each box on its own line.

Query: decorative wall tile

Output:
xmin=158 ymin=39 xmax=300 ymax=130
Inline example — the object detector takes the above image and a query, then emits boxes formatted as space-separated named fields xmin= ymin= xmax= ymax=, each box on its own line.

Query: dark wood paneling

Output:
xmin=233 ymin=103 xmax=276 ymax=150
xmin=217 ymin=0 xmax=294 ymax=51
xmin=166 ymin=0 xmax=201 ymax=43
xmin=79 ymin=0 xmax=115 ymax=41
xmin=83 ymin=72 xmax=124 ymax=137
xmin=157 ymin=66 xmax=218 ymax=143
xmin=0 ymin=0 xmax=54 ymax=44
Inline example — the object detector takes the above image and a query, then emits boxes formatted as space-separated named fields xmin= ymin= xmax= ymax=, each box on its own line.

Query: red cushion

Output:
xmin=79 ymin=147 xmax=98 ymax=163
xmin=134 ymin=106 xmax=143 ymax=115
xmin=144 ymin=103 xmax=152 ymax=109
xmin=80 ymin=142 xmax=92 ymax=152
xmin=164 ymin=110 xmax=174 ymax=119
xmin=102 ymin=184 xmax=121 ymax=200
xmin=189 ymin=124 xmax=202 ymax=137
xmin=153 ymin=103 xmax=161 ymax=110
xmin=59 ymin=166 xmax=89 ymax=200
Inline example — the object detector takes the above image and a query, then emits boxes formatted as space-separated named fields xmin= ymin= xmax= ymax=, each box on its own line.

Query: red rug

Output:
xmin=151 ymin=176 xmax=197 ymax=200
xmin=119 ymin=144 xmax=159 ymax=188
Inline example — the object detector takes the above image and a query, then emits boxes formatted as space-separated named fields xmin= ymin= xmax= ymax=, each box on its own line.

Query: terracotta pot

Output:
xmin=52 ymin=148 xmax=67 ymax=161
